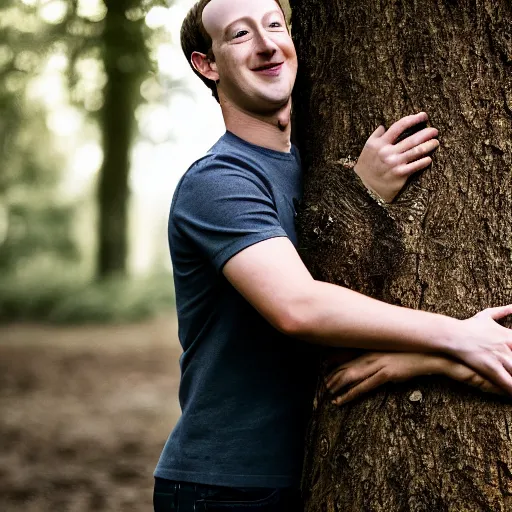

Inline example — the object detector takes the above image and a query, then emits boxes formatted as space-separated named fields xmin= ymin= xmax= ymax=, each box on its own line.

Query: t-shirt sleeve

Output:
xmin=172 ymin=158 xmax=288 ymax=272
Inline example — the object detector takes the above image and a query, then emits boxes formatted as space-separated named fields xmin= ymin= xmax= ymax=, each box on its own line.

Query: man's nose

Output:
xmin=254 ymin=30 xmax=278 ymax=57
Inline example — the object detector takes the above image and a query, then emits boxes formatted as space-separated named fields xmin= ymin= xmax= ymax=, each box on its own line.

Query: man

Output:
xmin=154 ymin=0 xmax=512 ymax=510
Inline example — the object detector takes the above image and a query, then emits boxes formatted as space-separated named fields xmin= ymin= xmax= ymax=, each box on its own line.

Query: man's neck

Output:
xmin=220 ymin=99 xmax=292 ymax=153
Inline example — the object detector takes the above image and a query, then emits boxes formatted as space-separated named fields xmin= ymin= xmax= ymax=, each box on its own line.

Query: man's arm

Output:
xmin=223 ymin=236 xmax=512 ymax=393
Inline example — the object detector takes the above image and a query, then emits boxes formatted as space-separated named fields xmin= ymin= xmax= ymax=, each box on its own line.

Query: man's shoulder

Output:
xmin=171 ymin=152 xmax=269 ymax=216
xmin=179 ymin=153 xmax=251 ymax=190
xmin=178 ymin=143 xmax=270 ymax=193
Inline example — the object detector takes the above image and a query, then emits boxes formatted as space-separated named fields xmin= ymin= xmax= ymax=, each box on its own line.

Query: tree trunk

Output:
xmin=290 ymin=0 xmax=512 ymax=510
xmin=97 ymin=0 xmax=146 ymax=278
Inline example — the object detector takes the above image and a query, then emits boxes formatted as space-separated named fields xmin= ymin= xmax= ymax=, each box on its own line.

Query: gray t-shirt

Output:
xmin=154 ymin=131 xmax=318 ymax=488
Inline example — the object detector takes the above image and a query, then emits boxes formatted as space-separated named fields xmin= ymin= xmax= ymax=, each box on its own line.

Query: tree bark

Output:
xmin=290 ymin=0 xmax=512 ymax=510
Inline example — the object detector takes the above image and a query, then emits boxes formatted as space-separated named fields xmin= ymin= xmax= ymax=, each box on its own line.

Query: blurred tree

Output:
xmin=73 ymin=0 xmax=169 ymax=278
xmin=1 ymin=0 xmax=175 ymax=280
xmin=97 ymin=0 xmax=149 ymax=277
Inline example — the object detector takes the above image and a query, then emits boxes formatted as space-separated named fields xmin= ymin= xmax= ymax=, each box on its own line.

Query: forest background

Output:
xmin=0 ymin=0 xmax=225 ymax=510
xmin=4 ymin=0 xmax=510 ymax=510
xmin=0 ymin=0 xmax=225 ymax=324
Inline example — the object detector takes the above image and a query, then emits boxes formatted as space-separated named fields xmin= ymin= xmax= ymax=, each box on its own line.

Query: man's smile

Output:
xmin=252 ymin=62 xmax=284 ymax=76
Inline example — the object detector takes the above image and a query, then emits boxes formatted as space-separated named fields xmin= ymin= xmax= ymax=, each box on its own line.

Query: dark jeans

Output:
xmin=153 ymin=478 xmax=304 ymax=511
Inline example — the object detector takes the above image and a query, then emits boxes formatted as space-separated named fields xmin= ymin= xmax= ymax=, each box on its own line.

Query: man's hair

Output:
xmin=180 ymin=0 xmax=219 ymax=102
xmin=180 ymin=0 xmax=286 ymax=104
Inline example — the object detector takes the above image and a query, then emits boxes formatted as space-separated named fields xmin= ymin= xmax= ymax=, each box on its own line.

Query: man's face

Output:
xmin=202 ymin=0 xmax=297 ymax=114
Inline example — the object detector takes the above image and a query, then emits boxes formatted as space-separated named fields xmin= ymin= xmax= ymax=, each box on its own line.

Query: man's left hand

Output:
xmin=354 ymin=112 xmax=439 ymax=202
xmin=325 ymin=351 xmax=503 ymax=406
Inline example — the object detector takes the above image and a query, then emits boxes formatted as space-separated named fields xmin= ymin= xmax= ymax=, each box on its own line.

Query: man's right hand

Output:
xmin=449 ymin=305 xmax=512 ymax=395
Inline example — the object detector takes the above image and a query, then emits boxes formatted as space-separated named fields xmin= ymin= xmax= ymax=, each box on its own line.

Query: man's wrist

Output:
xmin=424 ymin=354 xmax=453 ymax=375
xmin=427 ymin=315 xmax=465 ymax=358
xmin=352 ymin=161 xmax=389 ymax=206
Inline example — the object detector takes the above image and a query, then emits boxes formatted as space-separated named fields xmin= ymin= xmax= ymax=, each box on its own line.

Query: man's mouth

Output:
xmin=253 ymin=62 xmax=284 ymax=75
xmin=253 ymin=62 xmax=282 ymax=71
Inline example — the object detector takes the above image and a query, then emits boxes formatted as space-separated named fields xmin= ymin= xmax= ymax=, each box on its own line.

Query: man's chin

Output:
xmin=251 ymin=94 xmax=291 ymax=116
xmin=222 ymin=88 xmax=292 ymax=117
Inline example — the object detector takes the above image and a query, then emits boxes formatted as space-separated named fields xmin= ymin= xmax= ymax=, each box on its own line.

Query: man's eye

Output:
xmin=269 ymin=22 xmax=282 ymax=28
xmin=234 ymin=30 xmax=249 ymax=39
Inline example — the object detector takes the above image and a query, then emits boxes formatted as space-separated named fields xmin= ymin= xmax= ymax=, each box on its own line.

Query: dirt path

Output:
xmin=0 ymin=314 xmax=182 ymax=511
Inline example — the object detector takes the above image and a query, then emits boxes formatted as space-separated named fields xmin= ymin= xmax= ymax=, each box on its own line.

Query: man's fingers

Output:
xmin=396 ymin=156 xmax=433 ymax=177
xmin=325 ymin=369 xmax=344 ymax=390
xmin=324 ymin=362 xmax=357 ymax=386
xmin=480 ymin=304 xmax=512 ymax=321
xmin=369 ymin=125 xmax=386 ymax=139
xmin=479 ymin=380 xmax=506 ymax=396
xmin=467 ymin=373 xmax=504 ymax=395
xmin=326 ymin=368 xmax=364 ymax=394
xmin=326 ymin=360 xmax=380 ymax=394
xmin=498 ymin=352 xmax=512 ymax=377
xmin=399 ymin=139 xmax=439 ymax=165
xmin=395 ymin=127 xmax=439 ymax=153
xmin=332 ymin=370 xmax=387 ymax=406
xmin=445 ymin=362 xmax=503 ymax=395
xmin=481 ymin=363 xmax=512 ymax=396
xmin=324 ymin=352 xmax=379 ymax=387
xmin=462 ymin=366 xmax=507 ymax=396
xmin=382 ymin=112 xmax=428 ymax=144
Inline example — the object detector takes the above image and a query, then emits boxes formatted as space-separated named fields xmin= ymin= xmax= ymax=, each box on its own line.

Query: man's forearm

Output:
xmin=224 ymin=236 xmax=512 ymax=393
xmin=287 ymin=280 xmax=462 ymax=354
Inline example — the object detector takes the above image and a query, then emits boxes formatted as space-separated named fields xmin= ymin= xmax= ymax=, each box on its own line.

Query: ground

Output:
xmin=0 ymin=314 xmax=181 ymax=511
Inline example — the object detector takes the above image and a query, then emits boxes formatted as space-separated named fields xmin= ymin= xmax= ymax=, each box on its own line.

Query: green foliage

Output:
xmin=0 ymin=0 xmax=180 ymax=312
xmin=0 ymin=2 xmax=81 ymax=276
xmin=0 ymin=271 xmax=175 ymax=324
xmin=0 ymin=106 xmax=79 ymax=273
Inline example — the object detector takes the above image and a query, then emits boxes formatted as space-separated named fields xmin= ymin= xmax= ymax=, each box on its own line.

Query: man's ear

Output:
xmin=191 ymin=51 xmax=219 ymax=82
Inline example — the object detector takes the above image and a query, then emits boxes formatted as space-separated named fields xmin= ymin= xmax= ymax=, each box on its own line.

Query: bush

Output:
xmin=0 ymin=272 xmax=175 ymax=324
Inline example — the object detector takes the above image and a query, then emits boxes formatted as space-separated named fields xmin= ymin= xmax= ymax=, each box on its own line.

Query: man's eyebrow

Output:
xmin=223 ymin=10 xmax=283 ymax=37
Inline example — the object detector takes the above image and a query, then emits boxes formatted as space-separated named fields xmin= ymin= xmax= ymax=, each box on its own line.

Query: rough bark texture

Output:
xmin=290 ymin=1 xmax=512 ymax=510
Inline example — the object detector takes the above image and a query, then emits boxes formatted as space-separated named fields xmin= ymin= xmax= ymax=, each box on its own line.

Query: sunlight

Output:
xmin=46 ymin=52 xmax=68 ymax=72
xmin=39 ymin=0 xmax=68 ymax=24
xmin=156 ymin=44 xmax=188 ymax=80
xmin=137 ymin=104 xmax=174 ymax=144
xmin=28 ymin=73 xmax=65 ymax=107
xmin=77 ymin=0 xmax=107 ymax=22
xmin=165 ymin=4 xmax=187 ymax=39
xmin=62 ymin=142 xmax=103 ymax=197
xmin=145 ymin=6 xmax=170 ymax=29
xmin=46 ymin=107 xmax=82 ymax=136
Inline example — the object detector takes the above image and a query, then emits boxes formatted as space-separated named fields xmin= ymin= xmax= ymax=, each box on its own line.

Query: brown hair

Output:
xmin=180 ymin=0 xmax=219 ymax=102
xmin=180 ymin=0 xmax=286 ymax=104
